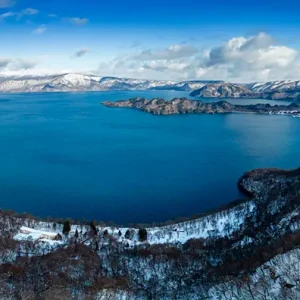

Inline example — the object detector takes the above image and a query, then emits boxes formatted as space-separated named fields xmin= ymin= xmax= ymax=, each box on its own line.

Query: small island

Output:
xmin=102 ymin=97 xmax=300 ymax=117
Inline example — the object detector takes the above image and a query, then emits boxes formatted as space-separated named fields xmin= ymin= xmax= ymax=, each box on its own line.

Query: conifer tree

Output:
xmin=62 ymin=220 xmax=71 ymax=235
xmin=138 ymin=228 xmax=147 ymax=242
xmin=90 ymin=221 xmax=97 ymax=236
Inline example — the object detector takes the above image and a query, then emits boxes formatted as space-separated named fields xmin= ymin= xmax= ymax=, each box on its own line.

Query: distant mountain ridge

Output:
xmin=190 ymin=81 xmax=300 ymax=101
xmin=1 ymin=73 xmax=300 ymax=101
xmin=247 ymin=80 xmax=300 ymax=92
xmin=0 ymin=73 xmax=222 ymax=93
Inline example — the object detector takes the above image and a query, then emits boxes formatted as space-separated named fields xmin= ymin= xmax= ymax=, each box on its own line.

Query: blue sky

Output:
xmin=1 ymin=0 xmax=300 ymax=82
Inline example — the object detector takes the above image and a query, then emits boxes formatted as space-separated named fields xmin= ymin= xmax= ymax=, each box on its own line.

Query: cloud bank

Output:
xmin=97 ymin=33 xmax=300 ymax=82
xmin=0 ymin=32 xmax=298 ymax=82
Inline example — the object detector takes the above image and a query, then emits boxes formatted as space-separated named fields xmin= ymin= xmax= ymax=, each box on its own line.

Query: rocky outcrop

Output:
xmin=102 ymin=97 xmax=300 ymax=117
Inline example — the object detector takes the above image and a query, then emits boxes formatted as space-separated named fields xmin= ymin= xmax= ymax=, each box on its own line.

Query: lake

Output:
xmin=0 ymin=90 xmax=299 ymax=224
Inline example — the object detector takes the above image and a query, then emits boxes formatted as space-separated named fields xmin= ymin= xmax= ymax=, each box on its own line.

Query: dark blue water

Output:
xmin=0 ymin=91 xmax=299 ymax=224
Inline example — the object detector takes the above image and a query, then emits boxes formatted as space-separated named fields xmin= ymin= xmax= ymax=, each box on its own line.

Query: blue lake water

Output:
xmin=0 ymin=90 xmax=299 ymax=224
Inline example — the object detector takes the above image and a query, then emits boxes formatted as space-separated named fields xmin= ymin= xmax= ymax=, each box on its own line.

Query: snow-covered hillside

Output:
xmin=0 ymin=73 xmax=102 ymax=92
xmin=208 ymin=248 xmax=300 ymax=299
xmin=2 ymin=73 xmax=300 ymax=98
xmin=0 ymin=167 xmax=300 ymax=299
xmin=0 ymin=73 xmax=222 ymax=93
xmin=248 ymin=80 xmax=300 ymax=92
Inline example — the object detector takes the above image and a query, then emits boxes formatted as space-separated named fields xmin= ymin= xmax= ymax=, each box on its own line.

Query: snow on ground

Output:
xmin=14 ymin=226 xmax=63 ymax=247
xmin=146 ymin=201 xmax=255 ymax=244
xmin=12 ymin=201 xmax=256 ymax=250
xmin=208 ymin=248 xmax=300 ymax=299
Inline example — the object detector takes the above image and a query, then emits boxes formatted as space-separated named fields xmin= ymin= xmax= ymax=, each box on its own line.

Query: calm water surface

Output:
xmin=0 ymin=91 xmax=299 ymax=224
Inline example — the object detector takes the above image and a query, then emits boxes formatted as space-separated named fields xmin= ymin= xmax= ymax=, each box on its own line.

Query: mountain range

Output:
xmin=0 ymin=73 xmax=221 ymax=93
xmin=190 ymin=82 xmax=300 ymax=101
xmin=1 ymin=73 xmax=300 ymax=101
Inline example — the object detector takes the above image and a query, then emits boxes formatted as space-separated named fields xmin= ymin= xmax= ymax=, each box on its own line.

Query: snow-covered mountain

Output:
xmin=248 ymin=80 xmax=300 ymax=93
xmin=190 ymin=80 xmax=300 ymax=101
xmin=190 ymin=82 xmax=254 ymax=98
xmin=0 ymin=73 xmax=102 ymax=92
xmin=0 ymin=73 xmax=222 ymax=92
xmin=2 ymin=73 xmax=300 ymax=102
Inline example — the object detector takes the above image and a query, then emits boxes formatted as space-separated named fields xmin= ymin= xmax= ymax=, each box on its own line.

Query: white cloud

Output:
xmin=73 ymin=48 xmax=90 ymax=58
xmin=96 ymin=44 xmax=199 ymax=80
xmin=0 ymin=58 xmax=12 ymax=69
xmin=133 ymin=44 xmax=199 ymax=60
xmin=33 ymin=25 xmax=47 ymax=34
xmin=0 ymin=7 xmax=39 ymax=21
xmin=67 ymin=17 xmax=89 ymax=25
xmin=15 ymin=8 xmax=39 ymax=20
xmin=48 ymin=13 xmax=58 ymax=18
xmin=203 ymin=33 xmax=295 ymax=69
xmin=0 ymin=11 xmax=15 ymax=20
xmin=0 ymin=57 xmax=37 ymax=71
xmin=8 ymin=59 xmax=37 ymax=70
xmin=200 ymin=32 xmax=298 ymax=81
xmin=142 ymin=60 xmax=191 ymax=72
xmin=0 ymin=0 xmax=14 ymax=8
xmin=0 ymin=32 xmax=297 ymax=82
xmin=22 ymin=8 xmax=39 ymax=16
xmin=96 ymin=33 xmax=300 ymax=82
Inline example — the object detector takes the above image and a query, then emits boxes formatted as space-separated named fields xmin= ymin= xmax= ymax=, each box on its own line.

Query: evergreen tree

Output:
xmin=74 ymin=228 xmax=79 ymax=238
xmin=138 ymin=228 xmax=148 ymax=242
xmin=62 ymin=220 xmax=71 ymax=235
xmin=95 ymin=241 xmax=99 ymax=252
xmin=90 ymin=221 xmax=97 ymax=236
xmin=125 ymin=229 xmax=131 ymax=240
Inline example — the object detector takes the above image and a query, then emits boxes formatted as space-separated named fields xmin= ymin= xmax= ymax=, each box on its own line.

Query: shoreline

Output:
xmin=0 ymin=197 xmax=251 ymax=229
xmin=0 ymin=170 xmax=255 ymax=230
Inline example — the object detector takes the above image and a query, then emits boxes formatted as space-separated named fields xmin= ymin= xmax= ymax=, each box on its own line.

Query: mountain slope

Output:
xmin=248 ymin=80 xmax=300 ymax=93
xmin=0 ymin=73 xmax=222 ymax=93
xmin=190 ymin=82 xmax=255 ymax=98
xmin=190 ymin=81 xmax=300 ymax=101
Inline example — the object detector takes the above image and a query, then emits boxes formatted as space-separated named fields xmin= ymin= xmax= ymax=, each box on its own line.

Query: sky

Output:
xmin=1 ymin=0 xmax=300 ymax=82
